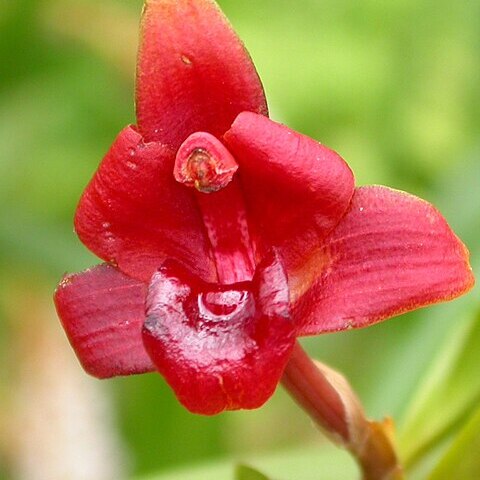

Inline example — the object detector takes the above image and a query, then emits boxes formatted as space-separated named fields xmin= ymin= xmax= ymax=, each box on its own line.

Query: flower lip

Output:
xmin=142 ymin=251 xmax=295 ymax=414
xmin=174 ymin=131 xmax=238 ymax=193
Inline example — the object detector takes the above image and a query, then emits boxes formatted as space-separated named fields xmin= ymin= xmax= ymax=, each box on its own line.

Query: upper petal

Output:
xmin=74 ymin=126 xmax=216 ymax=283
xmin=136 ymin=0 xmax=268 ymax=147
xmin=223 ymin=112 xmax=355 ymax=274
xmin=54 ymin=263 xmax=154 ymax=378
xmin=293 ymin=186 xmax=475 ymax=335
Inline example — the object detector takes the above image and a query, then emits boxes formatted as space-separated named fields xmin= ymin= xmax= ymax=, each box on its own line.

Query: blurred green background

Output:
xmin=0 ymin=1 xmax=478 ymax=479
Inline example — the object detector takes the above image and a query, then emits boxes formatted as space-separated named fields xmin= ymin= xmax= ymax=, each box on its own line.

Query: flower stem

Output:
xmin=281 ymin=342 xmax=404 ymax=480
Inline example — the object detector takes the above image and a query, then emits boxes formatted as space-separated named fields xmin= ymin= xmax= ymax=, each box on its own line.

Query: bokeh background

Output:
xmin=0 ymin=0 xmax=478 ymax=479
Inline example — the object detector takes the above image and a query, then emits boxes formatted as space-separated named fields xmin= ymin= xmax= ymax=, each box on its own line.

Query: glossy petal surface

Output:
xmin=75 ymin=126 xmax=216 ymax=283
xmin=136 ymin=0 xmax=268 ymax=147
xmin=224 ymin=112 xmax=355 ymax=273
xmin=142 ymin=252 xmax=295 ymax=415
xmin=54 ymin=264 xmax=153 ymax=378
xmin=293 ymin=186 xmax=475 ymax=335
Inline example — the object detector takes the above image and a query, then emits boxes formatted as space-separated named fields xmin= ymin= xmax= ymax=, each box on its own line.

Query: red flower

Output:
xmin=54 ymin=0 xmax=474 ymax=415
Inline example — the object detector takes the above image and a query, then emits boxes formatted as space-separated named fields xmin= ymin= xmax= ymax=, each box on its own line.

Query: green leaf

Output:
xmin=399 ymin=304 xmax=480 ymax=467
xmin=428 ymin=406 xmax=480 ymax=480
xmin=134 ymin=443 xmax=358 ymax=480
xmin=235 ymin=464 xmax=270 ymax=480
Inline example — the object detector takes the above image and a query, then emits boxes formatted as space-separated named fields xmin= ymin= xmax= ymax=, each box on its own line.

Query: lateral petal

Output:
xmin=74 ymin=126 xmax=216 ymax=283
xmin=224 ymin=112 xmax=355 ymax=274
xmin=293 ymin=186 xmax=475 ymax=335
xmin=54 ymin=264 xmax=154 ymax=378
xmin=136 ymin=0 xmax=268 ymax=147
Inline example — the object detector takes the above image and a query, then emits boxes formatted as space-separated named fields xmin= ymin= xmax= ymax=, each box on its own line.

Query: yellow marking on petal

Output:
xmin=289 ymin=247 xmax=332 ymax=302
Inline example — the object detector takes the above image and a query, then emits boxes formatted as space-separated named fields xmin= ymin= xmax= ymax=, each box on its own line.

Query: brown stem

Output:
xmin=282 ymin=342 xmax=404 ymax=480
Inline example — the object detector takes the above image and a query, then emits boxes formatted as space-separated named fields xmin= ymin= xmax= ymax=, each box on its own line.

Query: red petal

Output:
xmin=54 ymin=264 xmax=154 ymax=378
xmin=142 ymin=252 xmax=295 ymax=415
xmin=136 ymin=0 xmax=268 ymax=147
xmin=293 ymin=186 xmax=475 ymax=335
xmin=74 ymin=126 xmax=216 ymax=283
xmin=223 ymin=112 xmax=355 ymax=273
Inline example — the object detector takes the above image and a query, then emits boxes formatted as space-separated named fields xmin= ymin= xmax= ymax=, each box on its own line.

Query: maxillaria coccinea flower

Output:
xmin=54 ymin=0 xmax=474 ymax=415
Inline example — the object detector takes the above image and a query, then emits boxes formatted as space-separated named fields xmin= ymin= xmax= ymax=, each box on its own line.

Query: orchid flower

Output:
xmin=54 ymin=0 xmax=474 ymax=418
